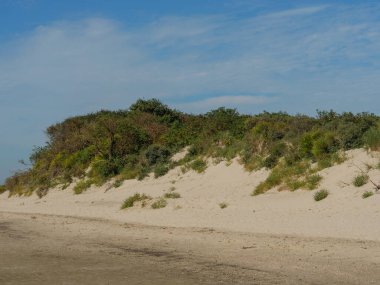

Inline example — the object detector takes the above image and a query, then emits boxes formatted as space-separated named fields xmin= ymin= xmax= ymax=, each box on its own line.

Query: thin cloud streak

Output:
xmin=264 ymin=5 xmax=329 ymax=18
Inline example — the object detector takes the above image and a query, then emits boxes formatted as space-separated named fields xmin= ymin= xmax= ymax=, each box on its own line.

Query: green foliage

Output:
xmin=145 ymin=145 xmax=171 ymax=165
xmin=353 ymin=174 xmax=369 ymax=187
xmin=317 ymin=111 xmax=378 ymax=149
xmin=137 ymin=165 xmax=151 ymax=181
xmin=113 ymin=179 xmax=123 ymax=188
xmin=5 ymin=171 xmax=33 ymax=196
xmin=119 ymin=167 xmax=139 ymax=180
xmin=4 ymin=98 xmax=380 ymax=197
xmin=263 ymin=142 xmax=287 ymax=169
xmin=90 ymin=159 xmax=119 ymax=181
xmin=253 ymin=169 xmax=283 ymax=195
xmin=253 ymin=160 xmax=311 ymax=195
xmin=306 ymin=174 xmax=322 ymax=190
xmin=314 ymin=189 xmax=329 ymax=201
xmin=312 ymin=132 xmax=338 ymax=159
xmin=130 ymin=98 xmax=180 ymax=123
xmin=362 ymin=191 xmax=374 ymax=199
xmin=190 ymin=159 xmax=207 ymax=173
xmin=151 ymin=198 xmax=167 ymax=209
xmin=0 ymin=185 xmax=6 ymax=194
xmin=286 ymin=179 xmax=306 ymax=191
xmin=164 ymin=192 xmax=181 ymax=199
xmin=154 ymin=164 xmax=170 ymax=178
xmin=363 ymin=126 xmax=380 ymax=150
xmin=73 ymin=179 xmax=93 ymax=194
xmin=121 ymin=193 xmax=150 ymax=209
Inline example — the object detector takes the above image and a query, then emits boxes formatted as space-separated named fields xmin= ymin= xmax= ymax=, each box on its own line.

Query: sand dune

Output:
xmin=2 ymin=148 xmax=380 ymax=284
xmin=1 ymin=148 xmax=380 ymax=241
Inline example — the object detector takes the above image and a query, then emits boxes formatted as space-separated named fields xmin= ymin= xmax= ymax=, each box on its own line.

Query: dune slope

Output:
xmin=1 ymin=149 xmax=380 ymax=241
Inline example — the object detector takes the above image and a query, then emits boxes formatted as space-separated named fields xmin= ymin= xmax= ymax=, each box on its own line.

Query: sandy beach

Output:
xmin=1 ymin=149 xmax=380 ymax=284
xmin=1 ymin=212 xmax=380 ymax=285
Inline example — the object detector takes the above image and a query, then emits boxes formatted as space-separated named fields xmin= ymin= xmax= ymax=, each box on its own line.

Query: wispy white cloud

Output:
xmin=265 ymin=5 xmax=329 ymax=18
xmin=1 ymin=4 xmax=379 ymax=116
xmin=1 ymin=2 xmax=380 ymax=180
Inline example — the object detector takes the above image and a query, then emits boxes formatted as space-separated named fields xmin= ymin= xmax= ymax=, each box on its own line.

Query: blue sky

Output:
xmin=1 ymin=0 xmax=380 ymax=183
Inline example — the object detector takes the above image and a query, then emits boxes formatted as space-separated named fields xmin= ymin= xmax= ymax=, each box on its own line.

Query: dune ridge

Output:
xmin=1 ymin=148 xmax=380 ymax=241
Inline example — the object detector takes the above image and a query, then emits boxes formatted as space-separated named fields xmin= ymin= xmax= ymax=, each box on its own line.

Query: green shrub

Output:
xmin=286 ymin=179 xmax=306 ymax=191
xmin=93 ymin=159 xmax=120 ymax=177
xmin=363 ymin=127 xmax=380 ymax=150
xmin=263 ymin=142 xmax=287 ymax=169
xmin=300 ymin=133 xmax=315 ymax=158
xmin=151 ymin=198 xmax=167 ymax=209
xmin=129 ymin=98 xmax=180 ymax=123
xmin=187 ymin=145 xmax=200 ymax=157
xmin=353 ymin=174 xmax=369 ymax=187
xmin=137 ymin=166 xmax=151 ymax=180
xmin=0 ymin=185 xmax=6 ymax=194
xmin=113 ymin=179 xmax=123 ymax=188
xmin=164 ymin=192 xmax=181 ymax=199
xmin=154 ymin=164 xmax=169 ymax=178
xmin=4 ymin=97 xmax=380 ymax=198
xmin=243 ymin=154 xmax=263 ymax=172
xmin=120 ymin=165 xmax=140 ymax=180
xmin=317 ymin=156 xmax=333 ymax=170
xmin=253 ymin=169 xmax=283 ymax=195
xmin=190 ymin=159 xmax=207 ymax=173
xmin=73 ymin=179 xmax=93 ymax=194
xmin=362 ymin=191 xmax=374 ymax=199
xmin=312 ymin=133 xmax=337 ymax=159
xmin=253 ymin=160 xmax=310 ymax=195
xmin=314 ymin=189 xmax=329 ymax=201
xmin=145 ymin=145 xmax=171 ymax=165
xmin=219 ymin=202 xmax=228 ymax=209
xmin=214 ymin=145 xmax=239 ymax=162
xmin=121 ymin=193 xmax=150 ymax=209
xmin=306 ymin=174 xmax=322 ymax=190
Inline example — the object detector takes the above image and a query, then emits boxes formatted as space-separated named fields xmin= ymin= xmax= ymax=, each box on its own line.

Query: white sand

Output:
xmin=1 ymin=148 xmax=380 ymax=241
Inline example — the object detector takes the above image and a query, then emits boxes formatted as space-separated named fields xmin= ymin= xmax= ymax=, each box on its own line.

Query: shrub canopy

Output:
xmin=4 ymin=99 xmax=380 ymax=196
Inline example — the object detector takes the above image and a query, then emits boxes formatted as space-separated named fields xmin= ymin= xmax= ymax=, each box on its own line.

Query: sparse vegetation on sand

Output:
xmin=121 ymin=193 xmax=150 ymax=209
xmin=189 ymin=159 xmax=207 ymax=173
xmin=151 ymin=198 xmax=167 ymax=209
xmin=314 ymin=189 xmax=329 ymax=201
xmin=219 ymin=202 xmax=228 ymax=209
xmin=362 ymin=191 xmax=374 ymax=199
xmin=4 ymin=98 xmax=380 ymax=197
xmin=252 ymin=161 xmax=326 ymax=195
xmin=164 ymin=192 xmax=181 ymax=199
xmin=73 ymin=180 xmax=93 ymax=195
xmin=113 ymin=179 xmax=123 ymax=188
xmin=353 ymin=174 xmax=369 ymax=187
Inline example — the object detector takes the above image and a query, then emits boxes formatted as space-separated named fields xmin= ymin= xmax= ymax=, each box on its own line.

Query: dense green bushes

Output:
xmin=4 ymin=98 xmax=380 ymax=196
